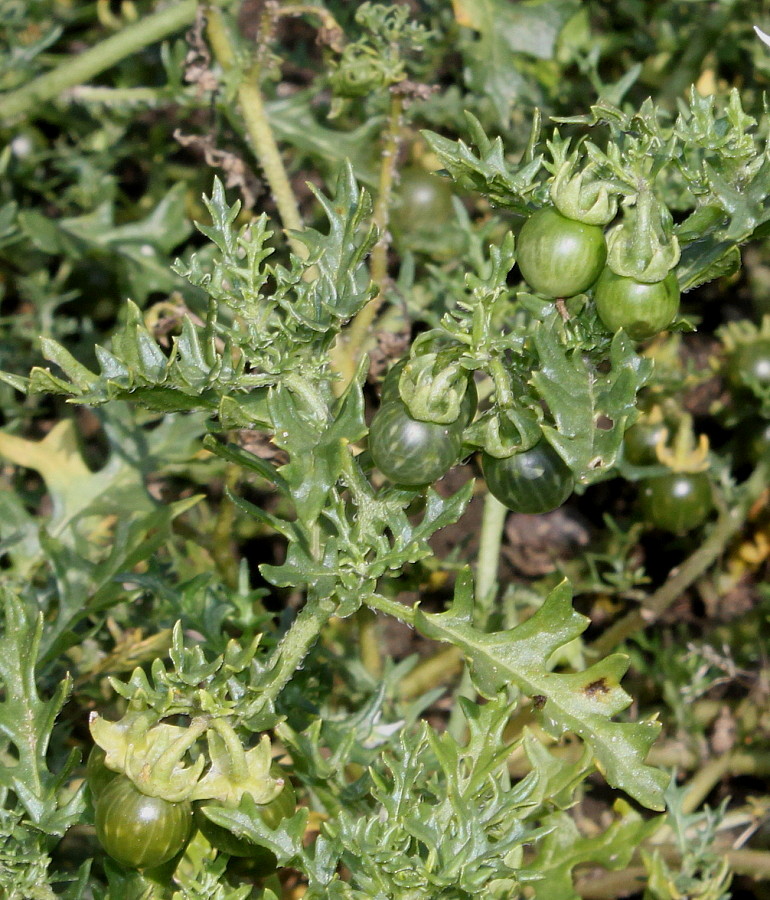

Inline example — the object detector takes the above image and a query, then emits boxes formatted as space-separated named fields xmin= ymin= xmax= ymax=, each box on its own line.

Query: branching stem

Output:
xmin=0 ymin=0 xmax=199 ymax=120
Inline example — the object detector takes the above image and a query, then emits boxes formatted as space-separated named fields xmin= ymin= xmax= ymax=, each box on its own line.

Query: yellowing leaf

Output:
xmin=452 ymin=0 xmax=475 ymax=28
xmin=0 ymin=417 xmax=153 ymax=539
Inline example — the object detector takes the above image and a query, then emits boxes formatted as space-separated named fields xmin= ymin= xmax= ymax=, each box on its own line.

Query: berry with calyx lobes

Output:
xmin=481 ymin=440 xmax=574 ymax=514
xmin=594 ymin=269 xmax=680 ymax=341
xmin=95 ymin=776 xmax=193 ymax=869
xmin=369 ymin=401 xmax=464 ymax=486
xmin=516 ymin=207 xmax=607 ymax=299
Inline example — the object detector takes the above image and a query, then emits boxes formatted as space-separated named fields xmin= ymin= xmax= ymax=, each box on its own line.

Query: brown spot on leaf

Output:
xmin=583 ymin=678 xmax=610 ymax=698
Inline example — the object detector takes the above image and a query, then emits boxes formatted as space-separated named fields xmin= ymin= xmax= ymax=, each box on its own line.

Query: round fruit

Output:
xmin=369 ymin=401 xmax=464 ymax=486
xmin=390 ymin=168 xmax=454 ymax=235
xmin=639 ymin=471 xmax=712 ymax=533
xmin=86 ymin=745 xmax=118 ymax=800
xmin=481 ymin=440 xmax=574 ymax=514
xmin=95 ymin=776 xmax=193 ymax=869
xmin=194 ymin=778 xmax=295 ymax=866
xmin=726 ymin=339 xmax=770 ymax=391
xmin=516 ymin=207 xmax=607 ymax=298
xmin=380 ymin=360 xmax=477 ymax=426
xmin=593 ymin=269 xmax=680 ymax=341
xmin=622 ymin=419 xmax=668 ymax=466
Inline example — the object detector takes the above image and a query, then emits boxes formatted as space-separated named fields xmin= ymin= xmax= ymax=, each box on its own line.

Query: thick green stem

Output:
xmin=475 ymin=492 xmax=507 ymax=614
xmin=261 ymin=594 xmax=337 ymax=705
xmin=206 ymin=7 xmax=307 ymax=259
xmin=591 ymin=462 xmax=768 ymax=656
xmin=335 ymin=92 xmax=405 ymax=385
xmin=0 ymin=0 xmax=199 ymax=120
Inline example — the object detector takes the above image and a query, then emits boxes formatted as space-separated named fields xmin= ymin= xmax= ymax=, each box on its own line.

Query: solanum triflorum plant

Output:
xmin=2 ymin=2 xmax=770 ymax=897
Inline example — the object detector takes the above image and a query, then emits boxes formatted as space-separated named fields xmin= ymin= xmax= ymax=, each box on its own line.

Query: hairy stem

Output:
xmin=0 ymin=0 xmax=199 ymax=120
xmin=366 ymin=592 xmax=416 ymax=626
xmin=206 ymin=6 xmax=307 ymax=259
xmin=591 ymin=462 xmax=768 ymax=656
xmin=260 ymin=593 xmax=337 ymax=706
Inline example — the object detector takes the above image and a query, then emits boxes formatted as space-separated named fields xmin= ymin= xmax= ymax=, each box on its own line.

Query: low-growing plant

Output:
xmin=2 ymin=2 xmax=770 ymax=898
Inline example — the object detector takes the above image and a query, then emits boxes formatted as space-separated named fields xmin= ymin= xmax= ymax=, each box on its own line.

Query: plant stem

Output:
xmin=648 ymin=742 xmax=770 ymax=777
xmin=590 ymin=462 xmax=768 ymax=656
xmin=206 ymin=6 xmax=307 ymax=260
xmin=680 ymin=751 xmax=735 ymax=814
xmin=0 ymin=0 xmax=199 ymax=120
xmin=260 ymin=593 xmax=337 ymax=706
xmin=335 ymin=92 xmax=405 ymax=385
xmin=366 ymin=592 xmax=416 ymax=626
xmin=358 ymin=606 xmax=383 ymax=678
xmin=475 ymin=492 xmax=507 ymax=614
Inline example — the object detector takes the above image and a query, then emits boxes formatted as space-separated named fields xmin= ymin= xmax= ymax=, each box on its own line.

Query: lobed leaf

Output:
xmin=415 ymin=576 xmax=667 ymax=810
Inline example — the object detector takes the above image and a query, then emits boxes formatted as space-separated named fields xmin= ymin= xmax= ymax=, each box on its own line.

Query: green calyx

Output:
xmin=394 ymin=353 xmax=476 ymax=426
xmin=89 ymin=712 xmax=282 ymax=805
xmin=550 ymin=154 xmax=618 ymax=226
xmin=89 ymin=710 xmax=208 ymax=802
xmin=328 ymin=45 xmax=393 ymax=99
xmin=606 ymin=191 xmax=680 ymax=283
xmin=471 ymin=408 xmax=542 ymax=460
xmin=190 ymin=725 xmax=284 ymax=807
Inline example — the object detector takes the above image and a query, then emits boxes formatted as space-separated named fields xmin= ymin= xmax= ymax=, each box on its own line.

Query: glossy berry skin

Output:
xmin=594 ymin=269 xmax=680 ymax=341
xmin=86 ymin=745 xmax=118 ymax=800
xmin=639 ymin=471 xmax=712 ymax=534
xmin=481 ymin=440 xmax=574 ymax=514
xmin=380 ymin=360 xmax=478 ymax=426
xmin=622 ymin=419 xmax=668 ymax=466
xmin=194 ymin=778 xmax=295 ymax=866
xmin=390 ymin=168 xmax=454 ymax=235
xmin=95 ymin=776 xmax=193 ymax=869
xmin=369 ymin=401 xmax=464 ymax=486
xmin=516 ymin=207 xmax=607 ymax=298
